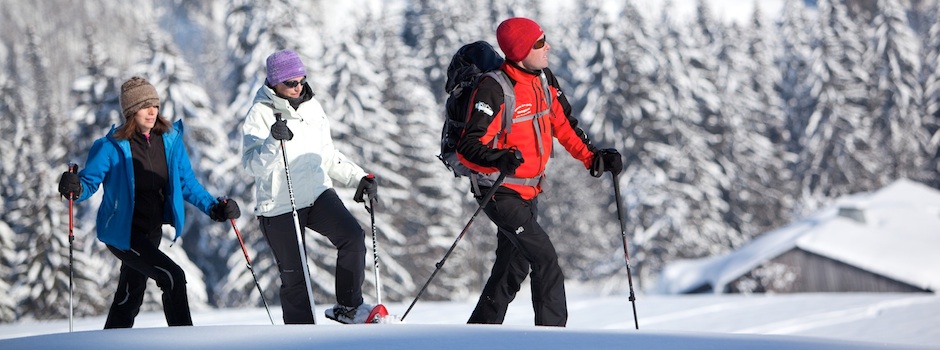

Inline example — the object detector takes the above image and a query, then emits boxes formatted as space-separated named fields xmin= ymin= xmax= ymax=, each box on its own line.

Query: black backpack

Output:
xmin=438 ymin=41 xmax=516 ymax=179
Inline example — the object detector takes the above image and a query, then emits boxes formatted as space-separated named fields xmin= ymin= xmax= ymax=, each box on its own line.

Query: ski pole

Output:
xmin=355 ymin=175 xmax=383 ymax=305
xmin=368 ymin=197 xmax=381 ymax=305
xmin=401 ymin=172 xmax=507 ymax=321
xmin=226 ymin=203 xmax=275 ymax=325
xmin=611 ymin=173 xmax=639 ymax=329
xmin=66 ymin=163 xmax=77 ymax=332
xmin=276 ymin=113 xmax=318 ymax=324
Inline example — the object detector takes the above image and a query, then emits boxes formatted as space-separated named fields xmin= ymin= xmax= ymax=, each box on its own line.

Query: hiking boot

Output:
xmin=325 ymin=303 xmax=375 ymax=324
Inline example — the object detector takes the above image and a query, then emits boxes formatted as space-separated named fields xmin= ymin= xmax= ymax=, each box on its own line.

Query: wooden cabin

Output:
xmin=655 ymin=179 xmax=940 ymax=295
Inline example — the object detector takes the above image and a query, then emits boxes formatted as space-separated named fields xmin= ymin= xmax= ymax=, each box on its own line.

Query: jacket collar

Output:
xmin=255 ymin=84 xmax=314 ymax=116
xmin=105 ymin=120 xmax=182 ymax=143
xmin=502 ymin=61 xmax=542 ymax=86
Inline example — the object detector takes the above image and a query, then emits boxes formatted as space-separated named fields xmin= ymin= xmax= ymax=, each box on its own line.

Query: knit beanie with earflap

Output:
xmin=496 ymin=17 xmax=544 ymax=62
xmin=120 ymin=77 xmax=159 ymax=119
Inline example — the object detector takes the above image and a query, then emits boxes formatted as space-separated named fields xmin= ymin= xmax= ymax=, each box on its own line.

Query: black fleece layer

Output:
xmin=130 ymin=131 xmax=168 ymax=232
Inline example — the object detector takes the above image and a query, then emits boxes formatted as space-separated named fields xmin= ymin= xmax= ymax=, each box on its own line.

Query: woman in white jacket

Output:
xmin=242 ymin=49 xmax=378 ymax=324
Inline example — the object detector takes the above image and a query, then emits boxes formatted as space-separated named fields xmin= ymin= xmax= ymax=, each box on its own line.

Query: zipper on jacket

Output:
xmin=105 ymin=199 xmax=118 ymax=228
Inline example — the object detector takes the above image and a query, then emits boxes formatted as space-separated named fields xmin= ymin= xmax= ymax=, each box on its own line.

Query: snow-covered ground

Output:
xmin=2 ymin=286 xmax=938 ymax=349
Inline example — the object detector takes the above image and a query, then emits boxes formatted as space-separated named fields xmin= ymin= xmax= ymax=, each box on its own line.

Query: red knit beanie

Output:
xmin=496 ymin=17 xmax=544 ymax=62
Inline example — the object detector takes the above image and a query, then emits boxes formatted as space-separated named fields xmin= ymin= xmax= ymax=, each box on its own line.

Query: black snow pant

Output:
xmin=468 ymin=188 xmax=567 ymax=327
xmin=259 ymin=189 xmax=366 ymax=324
xmin=104 ymin=226 xmax=192 ymax=328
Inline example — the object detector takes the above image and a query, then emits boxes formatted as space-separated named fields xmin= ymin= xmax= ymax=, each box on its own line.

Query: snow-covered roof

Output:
xmin=655 ymin=179 xmax=940 ymax=294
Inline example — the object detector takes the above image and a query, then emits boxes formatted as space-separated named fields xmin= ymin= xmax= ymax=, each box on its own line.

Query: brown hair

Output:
xmin=113 ymin=112 xmax=172 ymax=140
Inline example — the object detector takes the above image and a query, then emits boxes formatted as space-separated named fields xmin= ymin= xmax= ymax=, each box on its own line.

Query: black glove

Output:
xmin=591 ymin=148 xmax=623 ymax=177
xmin=494 ymin=149 xmax=523 ymax=175
xmin=354 ymin=175 xmax=378 ymax=203
xmin=58 ymin=170 xmax=82 ymax=200
xmin=210 ymin=198 xmax=241 ymax=222
xmin=270 ymin=114 xmax=293 ymax=141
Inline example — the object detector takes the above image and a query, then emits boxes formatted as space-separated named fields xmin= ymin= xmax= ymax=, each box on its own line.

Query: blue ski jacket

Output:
xmin=75 ymin=120 xmax=217 ymax=250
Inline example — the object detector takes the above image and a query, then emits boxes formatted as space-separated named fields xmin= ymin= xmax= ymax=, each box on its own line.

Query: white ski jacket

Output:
xmin=242 ymin=84 xmax=366 ymax=217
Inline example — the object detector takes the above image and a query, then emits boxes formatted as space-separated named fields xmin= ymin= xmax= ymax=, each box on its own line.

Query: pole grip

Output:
xmin=354 ymin=174 xmax=375 ymax=204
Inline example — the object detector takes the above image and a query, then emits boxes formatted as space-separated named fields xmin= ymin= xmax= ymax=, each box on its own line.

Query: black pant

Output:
xmin=104 ymin=226 xmax=191 ymax=328
xmin=259 ymin=189 xmax=366 ymax=324
xmin=468 ymin=189 xmax=567 ymax=326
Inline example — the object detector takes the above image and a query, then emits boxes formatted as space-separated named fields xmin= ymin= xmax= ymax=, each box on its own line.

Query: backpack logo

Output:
xmin=475 ymin=101 xmax=494 ymax=116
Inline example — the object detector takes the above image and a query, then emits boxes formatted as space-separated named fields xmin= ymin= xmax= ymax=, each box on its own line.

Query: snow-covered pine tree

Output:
xmin=3 ymin=0 xmax=940 ymax=319
xmin=210 ymin=0 xmax=300 ymax=308
xmin=0 ymin=63 xmax=18 ymax=322
xmin=398 ymin=0 xmax=505 ymax=301
xmin=368 ymin=4 xmax=441 ymax=302
xmin=922 ymin=1 xmax=940 ymax=187
xmin=308 ymin=6 xmax=410 ymax=303
xmin=0 ymin=221 xmax=15 ymax=321
xmin=779 ymin=0 xmax=824 ymax=214
xmin=541 ymin=0 xmax=644 ymax=291
xmin=64 ymin=24 xmax=131 ymax=318
xmin=582 ymin=0 xmax=669 ymax=291
xmin=748 ymin=5 xmax=790 ymax=150
xmin=796 ymin=0 xmax=879 ymax=206
xmin=866 ymin=0 xmax=930 ymax=184
xmin=711 ymin=14 xmax=790 ymax=243
xmin=693 ymin=1 xmax=766 ymax=244
xmin=8 ymin=28 xmax=99 ymax=320
xmin=217 ymin=0 xmax=339 ymax=306
xmin=402 ymin=0 xmax=467 ymax=107
xmin=116 ymin=28 xmax=214 ymax=312
xmin=137 ymin=27 xmax=232 ymax=309
xmin=614 ymin=4 xmax=735 ymax=286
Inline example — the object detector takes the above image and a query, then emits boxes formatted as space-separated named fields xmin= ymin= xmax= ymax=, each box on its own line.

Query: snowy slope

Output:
xmin=2 ymin=291 xmax=939 ymax=349
xmin=0 ymin=324 xmax=927 ymax=350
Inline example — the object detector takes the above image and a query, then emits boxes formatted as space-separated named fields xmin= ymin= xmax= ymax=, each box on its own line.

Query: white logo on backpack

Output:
xmin=475 ymin=101 xmax=494 ymax=117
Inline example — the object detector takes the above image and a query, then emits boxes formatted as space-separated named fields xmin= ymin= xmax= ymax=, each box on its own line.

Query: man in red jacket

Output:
xmin=456 ymin=17 xmax=623 ymax=327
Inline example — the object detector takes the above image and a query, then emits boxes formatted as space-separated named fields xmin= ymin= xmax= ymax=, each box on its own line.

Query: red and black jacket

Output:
xmin=456 ymin=62 xmax=597 ymax=200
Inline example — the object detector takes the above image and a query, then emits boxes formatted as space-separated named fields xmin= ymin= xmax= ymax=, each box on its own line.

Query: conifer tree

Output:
xmin=866 ymin=0 xmax=930 ymax=185
xmin=922 ymin=2 xmax=940 ymax=187
xmin=728 ymin=5 xmax=796 ymax=237
xmin=64 ymin=25 xmax=130 ymax=318
xmin=0 ymin=61 xmax=18 ymax=322
xmin=797 ymin=0 xmax=879 ymax=204
xmin=9 ymin=28 xmax=100 ymax=320
xmin=218 ymin=0 xmax=367 ymax=306
xmin=115 ymin=28 xmax=215 ymax=311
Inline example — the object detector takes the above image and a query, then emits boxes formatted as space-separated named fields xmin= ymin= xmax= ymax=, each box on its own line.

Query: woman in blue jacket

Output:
xmin=57 ymin=76 xmax=240 ymax=328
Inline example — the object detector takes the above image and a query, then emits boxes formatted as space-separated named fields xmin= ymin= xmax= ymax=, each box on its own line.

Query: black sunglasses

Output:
xmin=282 ymin=77 xmax=306 ymax=88
xmin=533 ymin=36 xmax=547 ymax=50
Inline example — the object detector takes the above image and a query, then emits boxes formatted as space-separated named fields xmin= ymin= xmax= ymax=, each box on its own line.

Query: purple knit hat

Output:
xmin=266 ymin=50 xmax=307 ymax=86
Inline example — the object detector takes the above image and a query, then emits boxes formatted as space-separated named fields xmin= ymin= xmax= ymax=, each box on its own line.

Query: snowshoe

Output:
xmin=326 ymin=303 xmax=393 ymax=324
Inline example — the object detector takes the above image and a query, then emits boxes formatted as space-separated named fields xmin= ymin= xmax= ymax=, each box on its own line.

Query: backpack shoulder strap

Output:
xmin=483 ymin=70 xmax=515 ymax=142
xmin=539 ymin=72 xmax=552 ymax=112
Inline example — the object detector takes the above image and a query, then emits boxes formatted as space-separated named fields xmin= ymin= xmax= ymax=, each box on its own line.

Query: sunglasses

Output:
xmin=282 ymin=77 xmax=306 ymax=88
xmin=533 ymin=36 xmax=547 ymax=50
